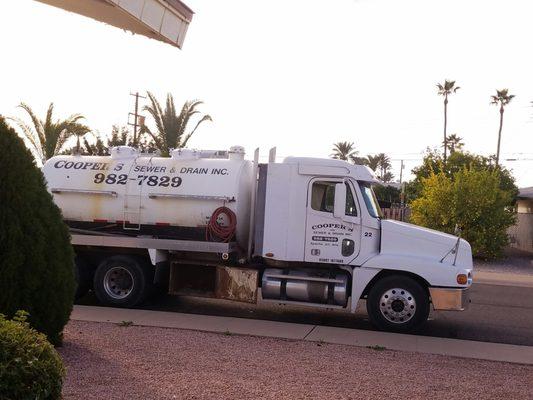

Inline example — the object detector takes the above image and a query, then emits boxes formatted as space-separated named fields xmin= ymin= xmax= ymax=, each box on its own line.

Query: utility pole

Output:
xmin=399 ymin=159 xmax=404 ymax=184
xmin=129 ymin=92 xmax=146 ymax=146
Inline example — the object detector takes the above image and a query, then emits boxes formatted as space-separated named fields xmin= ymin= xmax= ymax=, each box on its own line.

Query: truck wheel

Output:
xmin=74 ymin=256 xmax=92 ymax=300
xmin=366 ymin=275 xmax=429 ymax=333
xmin=93 ymin=256 xmax=153 ymax=307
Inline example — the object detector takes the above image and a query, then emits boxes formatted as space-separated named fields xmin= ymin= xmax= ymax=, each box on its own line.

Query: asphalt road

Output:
xmin=80 ymin=281 xmax=533 ymax=346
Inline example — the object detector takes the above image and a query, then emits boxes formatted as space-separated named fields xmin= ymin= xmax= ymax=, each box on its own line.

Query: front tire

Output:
xmin=93 ymin=255 xmax=154 ymax=307
xmin=366 ymin=275 xmax=429 ymax=333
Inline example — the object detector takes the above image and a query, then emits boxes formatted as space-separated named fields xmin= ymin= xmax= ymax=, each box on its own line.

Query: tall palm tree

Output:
xmin=437 ymin=80 xmax=460 ymax=165
xmin=331 ymin=141 xmax=356 ymax=161
xmin=443 ymin=133 xmax=464 ymax=154
xmin=491 ymin=89 xmax=515 ymax=166
xmin=141 ymin=92 xmax=212 ymax=156
xmin=9 ymin=102 xmax=90 ymax=163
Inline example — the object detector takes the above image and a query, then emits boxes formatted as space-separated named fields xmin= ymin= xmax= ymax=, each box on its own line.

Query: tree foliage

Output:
xmin=0 ymin=118 xmax=75 ymax=345
xmin=406 ymin=149 xmax=518 ymax=203
xmin=64 ymin=125 xmax=157 ymax=156
xmin=331 ymin=141 xmax=357 ymax=161
xmin=9 ymin=102 xmax=90 ymax=163
xmin=331 ymin=144 xmax=395 ymax=183
xmin=490 ymin=88 xmax=515 ymax=166
xmin=443 ymin=134 xmax=464 ymax=154
xmin=410 ymin=167 xmax=516 ymax=259
xmin=373 ymin=184 xmax=401 ymax=205
xmin=436 ymin=80 xmax=460 ymax=165
xmin=141 ymin=92 xmax=212 ymax=156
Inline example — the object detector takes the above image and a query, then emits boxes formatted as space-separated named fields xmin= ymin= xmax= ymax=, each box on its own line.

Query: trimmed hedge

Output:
xmin=0 ymin=117 xmax=75 ymax=345
xmin=0 ymin=311 xmax=65 ymax=400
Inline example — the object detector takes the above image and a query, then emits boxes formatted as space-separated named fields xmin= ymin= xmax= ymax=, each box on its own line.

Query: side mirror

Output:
xmin=333 ymin=183 xmax=346 ymax=219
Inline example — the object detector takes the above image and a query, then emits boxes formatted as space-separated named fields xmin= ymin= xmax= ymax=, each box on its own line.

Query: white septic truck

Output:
xmin=42 ymin=145 xmax=472 ymax=332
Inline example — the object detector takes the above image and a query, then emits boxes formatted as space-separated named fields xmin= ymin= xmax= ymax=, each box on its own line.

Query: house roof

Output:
xmin=518 ymin=187 xmax=533 ymax=199
xmin=34 ymin=0 xmax=193 ymax=49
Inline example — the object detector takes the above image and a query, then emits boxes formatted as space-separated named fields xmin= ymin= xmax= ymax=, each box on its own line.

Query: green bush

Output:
xmin=410 ymin=168 xmax=516 ymax=259
xmin=0 ymin=117 xmax=75 ymax=345
xmin=0 ymin=311 xmax=65 ymax=400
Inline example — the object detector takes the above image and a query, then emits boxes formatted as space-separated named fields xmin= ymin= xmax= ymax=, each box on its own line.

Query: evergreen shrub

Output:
xmin=0 ymin=117 xmax=75 ymax=345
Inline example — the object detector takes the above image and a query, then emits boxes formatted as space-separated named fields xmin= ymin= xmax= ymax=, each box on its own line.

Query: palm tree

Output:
xmin=350 ymin=154 xmax=368 ymax=165
xmin=437 ymin=80 xmax=460 ymax=165
xmin=365 ymin=154 xmax=381 ymax=172
xmin=331 ymin=141 xmax=356 ymax=161
xmin=376 ymin=153 xmax=393 ymax=182
xmin=9 ymin=102 xmax=90 ymax=163
xmin=491 ymin=89 xmax=515 ymax=166
xmin=141 ymin=92 xmax=212 ymax=156
xmin=443 ymin=134 xmax=464 ymax=154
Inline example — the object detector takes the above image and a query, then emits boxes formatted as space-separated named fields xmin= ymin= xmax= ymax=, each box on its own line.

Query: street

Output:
xmin=83 ymin=281 xmax=533 ymax=347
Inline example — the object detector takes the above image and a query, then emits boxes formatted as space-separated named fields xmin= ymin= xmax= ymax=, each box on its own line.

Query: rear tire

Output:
xmin=93 ymin=255 xmax=154 ymax=307
xmin=366 ymin=275 xmax=429 ymax=333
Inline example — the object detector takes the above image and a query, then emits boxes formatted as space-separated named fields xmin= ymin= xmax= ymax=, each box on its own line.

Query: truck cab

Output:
xmin=255 ymin=156 xmax=472 ymax=331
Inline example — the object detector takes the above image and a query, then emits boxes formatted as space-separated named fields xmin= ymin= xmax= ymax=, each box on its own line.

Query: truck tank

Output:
xmin=42 ymin=146 xmax=254 ymax=248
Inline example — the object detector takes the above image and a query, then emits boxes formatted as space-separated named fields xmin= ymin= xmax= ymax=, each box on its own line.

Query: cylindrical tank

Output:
xmin=261 ymin=268 xmax=349 ymax=307
xmin=42 ymin=146 xmax=253 ymax=247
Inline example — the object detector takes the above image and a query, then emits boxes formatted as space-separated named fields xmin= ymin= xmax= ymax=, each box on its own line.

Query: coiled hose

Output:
xmin=206 ymin=206 xmax=237 ymax=242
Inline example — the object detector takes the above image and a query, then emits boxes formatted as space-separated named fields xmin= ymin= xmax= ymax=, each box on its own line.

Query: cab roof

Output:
xmin=283 ymin=157 xmax=379 ymax=183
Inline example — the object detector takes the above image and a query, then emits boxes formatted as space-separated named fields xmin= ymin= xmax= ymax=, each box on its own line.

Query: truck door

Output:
xmin=305 ymin=179 xmax=361 ymax=265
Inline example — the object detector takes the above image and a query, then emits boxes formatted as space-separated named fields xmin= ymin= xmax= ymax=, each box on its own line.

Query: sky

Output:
xmin=1 ymin=0 xmax=533 ymax=186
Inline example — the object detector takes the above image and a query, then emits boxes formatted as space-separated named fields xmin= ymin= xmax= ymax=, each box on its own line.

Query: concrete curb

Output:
xmin=475 ymin=271 xmax=533 ymax=288
xmin=71 ymin=305 xmax=533 ymax=365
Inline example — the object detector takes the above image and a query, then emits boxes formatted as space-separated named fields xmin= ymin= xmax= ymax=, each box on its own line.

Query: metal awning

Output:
xmin=34 ymin=0 xmax=194 ymax=49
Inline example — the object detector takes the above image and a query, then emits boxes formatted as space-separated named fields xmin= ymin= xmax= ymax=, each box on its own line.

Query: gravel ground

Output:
xmin=59 ymin=321 xmax=533 ymax=400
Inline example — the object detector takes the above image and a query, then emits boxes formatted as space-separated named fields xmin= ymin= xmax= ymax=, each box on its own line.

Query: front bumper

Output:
xmin=429 ymin=287 xmax=470 ymax=311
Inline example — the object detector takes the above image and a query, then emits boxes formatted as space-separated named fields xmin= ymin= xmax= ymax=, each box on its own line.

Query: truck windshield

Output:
xmin=358 ymin=182 xmax=383 ymax=218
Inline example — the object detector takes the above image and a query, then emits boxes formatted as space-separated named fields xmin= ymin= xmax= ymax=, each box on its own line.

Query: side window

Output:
xmin=345 ymin=183 xmax=357 ymax=216
xmin=311 ymin=181 xmax=358 ymax=216
xmin=311 ymin=181 xmax=336 ymax=213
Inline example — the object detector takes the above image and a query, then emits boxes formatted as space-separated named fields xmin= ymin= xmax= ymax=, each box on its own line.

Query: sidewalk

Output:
xmin=71 ymin=305 xmax=533 ymax=365
xmin=474 ymin=270 xmax=533 ymax=287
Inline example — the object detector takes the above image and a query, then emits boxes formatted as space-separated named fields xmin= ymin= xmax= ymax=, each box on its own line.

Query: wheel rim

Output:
xmin=379 ymin=287 xmax=416 ymax=324
xmin=103 ymin=266 xmax=134 ymax=300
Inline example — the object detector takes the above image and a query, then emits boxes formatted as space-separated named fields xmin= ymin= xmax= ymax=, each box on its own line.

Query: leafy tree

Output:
xmin=331 ymin=141 xmax=357 ymax=161
xmin=373 ymin=184 xmax=401 ymax=204
xmin=490 ymin=89 xmax=515 ymax=166
xmin=410 ymin=168 xmax=516 ymax=259
xmin=444 ymin=134 xmax=464 ymax=154
xmin=437 ymin=80 xmax=460 ymax=165
xmin=141 ymin=92 xmax=212 ymax=156
xmin=9 ymin=102 xmax=90 ymax=163
xmin=0 ymin=117 xmax=75 ymax=345
xmin=406 ymin=149 xmax=518 ymax=203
